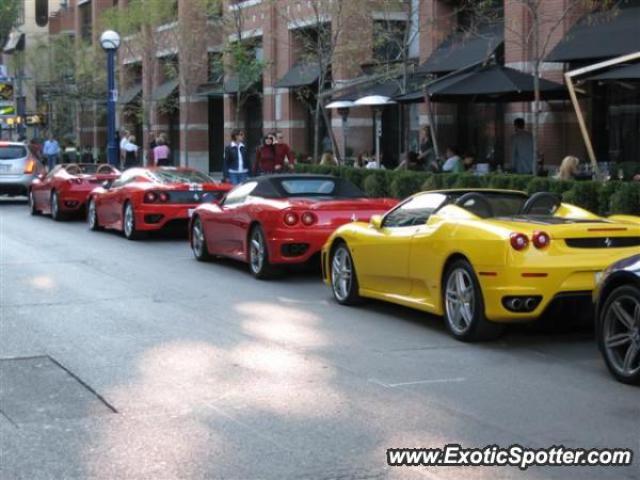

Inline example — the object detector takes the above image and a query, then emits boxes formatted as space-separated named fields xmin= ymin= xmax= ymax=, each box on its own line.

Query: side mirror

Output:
xmin=370 ymin=214 xmax=383 ymax=229
xmin=102 ymin=180 xmax=112 ymax=189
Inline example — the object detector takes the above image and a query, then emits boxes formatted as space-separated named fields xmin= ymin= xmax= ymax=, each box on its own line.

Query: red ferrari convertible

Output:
xmin=189 ymin=174 xmax=398 ymax=278
xmin=87 ymin=167 xmax=232 ymax=240
xmin=29 ymin=163 xmax=120 ymax=220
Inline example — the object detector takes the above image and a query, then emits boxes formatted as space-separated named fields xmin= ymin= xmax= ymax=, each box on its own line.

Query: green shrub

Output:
xmin=363 ymin=171 xmax=389 ymax=197
xmin=598 ymin=181 xmax=622 ymax=216
xmin=421 ymin=176 xmax=440 ymax=191
xmin=563 ymin=181 xmax=601 ymax=213
xmin=609 ymin=183 xmax=640 ymax=215
xmin=390 ymin=172 xmax=428 ymax=199
xmin=508 ymin=175 xmax=532 ymax=192
xmin=618 ymin=162 xmax=640 ymax=181
xmin=443 ymin=173 xmax=460 ymax=188
xmin=342 ymin=168 xmax=368 ymax=190
xmin=548 ymin=180 xmax=574 ymax=195
xmin=526 ymin=177 xmax=552 ymax=194
xmin=453 ymin=174 xmax=484 ymax=188
xmin=487 ymin=174 xmax=513 ymax=189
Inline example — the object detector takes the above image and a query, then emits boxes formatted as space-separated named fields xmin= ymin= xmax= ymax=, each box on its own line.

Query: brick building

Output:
xmin=38 ymin=0 xmax=640 ymax=173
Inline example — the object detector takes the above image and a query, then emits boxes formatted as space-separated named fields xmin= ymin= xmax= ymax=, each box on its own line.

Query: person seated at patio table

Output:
xmin=442 ymin=146 xmax=463 ymax=173
xmin=319 ymin=152 xmax=338 ymax=167
xmin=463 ymin=152 xmax=476 ymax=172
xmin=354 ymin=152 xmax=370 ymax=168
xmin=555 ymin=155 xmax=580 ymax=181
xmin=395 ymin=151 xmax=422 ymax=171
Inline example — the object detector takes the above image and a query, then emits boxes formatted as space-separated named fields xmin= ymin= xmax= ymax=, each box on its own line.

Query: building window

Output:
xmin=373 ymin=20 xmax=407 ymax=63
xmin=79 ymin=2 xmax=93 ymax=43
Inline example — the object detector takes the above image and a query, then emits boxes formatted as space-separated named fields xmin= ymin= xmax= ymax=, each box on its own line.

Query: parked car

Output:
xmin=87 ymin=167 xmax=232 ymax=240
xmin=0 ymin=141 xmax=45 ymax=197
xmin=322 ymin=189 xmax=640 ymax=342
xmin=29 ymin=163 xmax=120 ymax=220
xmin=594 ymin=255 xmax=640 ymax=385
xmin=189 ymin=174 xmax=398 ymax=278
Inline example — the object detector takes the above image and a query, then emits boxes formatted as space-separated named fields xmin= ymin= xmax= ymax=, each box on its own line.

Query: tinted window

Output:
xmin=149 ymin=168 xmax=213 ymax=184
xmin=224 ymin=181 xmax=257 ymax=205
xmin=0 ymin=145 xmax=28 ymax=160
xmin=453 ymin=192 xmax=527 ymax=217
xmin=274 ymin=177 xmax=364 ymax=198
xmin=384 ymin=193 xmax=448 ymax=227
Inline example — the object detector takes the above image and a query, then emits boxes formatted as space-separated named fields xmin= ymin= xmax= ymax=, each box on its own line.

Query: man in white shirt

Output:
xmin=119 ymin=129 xmax=130 ymax=167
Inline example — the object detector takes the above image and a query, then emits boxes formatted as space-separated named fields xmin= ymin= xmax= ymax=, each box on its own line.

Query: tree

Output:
xmin=0 ymin=0 xmax=20 ymax=51
xmin=278 ymin=0 xmax=367 ymax=161
xmin=461 ymin=0 xmax=616 ymax=172
xmin=101 ymin=0 xmax=179 ymax=159
xmin=206 ymin=1 xmax=266 ymax=131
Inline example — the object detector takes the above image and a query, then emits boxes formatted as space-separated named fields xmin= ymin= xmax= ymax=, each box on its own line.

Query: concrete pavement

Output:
xmin=0 ymin=198 xmax=638 ymax=480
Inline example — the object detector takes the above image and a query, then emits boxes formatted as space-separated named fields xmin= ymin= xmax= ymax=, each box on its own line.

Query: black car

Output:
xmin=594 ymin=255 xmax=640 ymax=385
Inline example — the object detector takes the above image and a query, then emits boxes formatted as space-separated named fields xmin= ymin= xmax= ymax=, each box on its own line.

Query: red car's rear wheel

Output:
xmin=248 ymin=225 xmax=277 ymax=279
xmin=123 ymin=202 xmax=143 ymax=240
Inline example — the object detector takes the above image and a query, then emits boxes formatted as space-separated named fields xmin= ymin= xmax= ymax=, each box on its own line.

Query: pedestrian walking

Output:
xmin=119 ymin=129 xmax=130 ymax=167
xmin=123 ymin=135 xmax=140 ymax=169
xmin=223 ymin=129 xmax=250 ymax=185
xmin=43 ymin=134 xmax=60 ymax=170
xmin=510 ymin=118 xmax=534 ymax=175
xmin=148 ymin=132 xmax=157 ymax=166
xmin=274 ymin=131 xmax=295 ymax=172
xmin=153 ymin=136 xmax=171 ymax=166
xmin=254 ymin=134 xmax=277 ymax=175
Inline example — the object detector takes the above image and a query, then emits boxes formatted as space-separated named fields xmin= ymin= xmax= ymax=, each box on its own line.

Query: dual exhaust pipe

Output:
xmin=503 ymin=296 xmax=542 ymax=313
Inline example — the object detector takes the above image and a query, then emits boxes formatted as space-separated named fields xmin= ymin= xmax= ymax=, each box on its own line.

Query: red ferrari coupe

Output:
xmin=29 ymin=163 xmax=120 ymax=220
xmin=87 ymin=167 xmax=232 ymax=240
xmin=189 ymin=174 xmax=398 ymax=278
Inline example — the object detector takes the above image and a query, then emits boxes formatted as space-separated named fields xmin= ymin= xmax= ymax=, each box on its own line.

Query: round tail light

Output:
xmin=532 ymin=231 xmax=551 ymax=249
xmin=144 ymin=191 xmax=157 ymax=203
xmin=301 ymin=212 xmax=317 ymax=226
xmin=510 ymin=232 xmax=529 ymax=251
xmin=158 ymin=192 xmax=169 ymax=202
xmin=283 ymin=212 xmax=299 ymax=226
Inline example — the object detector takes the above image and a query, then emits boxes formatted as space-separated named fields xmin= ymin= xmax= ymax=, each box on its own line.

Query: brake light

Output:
xmin=532 ymin=231 xmax=551 ymax=249
xmin=301 ymin=212 xmax=317 ymax=226
xmin=158 ymin=192 xmax=169 ymax=202
xmin=144 ymin=191 xmax=158 ymax=203
xmin=510 ymin=232 xmax=529 ymax=251
xmin=24 ymin=159 xmax=36 ymax=174
xmin=283 ymin=212 xmax=299 ymax=226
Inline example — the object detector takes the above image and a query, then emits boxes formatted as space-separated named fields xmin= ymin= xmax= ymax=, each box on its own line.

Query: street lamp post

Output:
xmin=100 ymin=30 xmax=121 ymax=167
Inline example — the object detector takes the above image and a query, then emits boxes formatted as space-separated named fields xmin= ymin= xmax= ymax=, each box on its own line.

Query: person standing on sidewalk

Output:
xmin=148 ymin=132 xmax=157 ymax=167
xmin=43 ymin=134 xmax=60 ymax=171
xmin=153 ymin=136 xmax=171 ymax=166
xmin=253 ymin=134 xmax=277 ymax=176
xmin=119 ymin=129 xmax=130 ymax=167
xmin=510 ymin=118 xmax=534 ymax=175
xmin=223 ymin=130 xmax=250 ymax=185
xmin=274 ymin=131 xmax=295 ymax=172
xmin=123 ymin=135 xmax=140 ymax=169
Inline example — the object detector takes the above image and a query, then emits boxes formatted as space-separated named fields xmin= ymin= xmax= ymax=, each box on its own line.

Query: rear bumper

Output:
xmin=59 ymin=189 xmax=94 ymax=211
xmin=480 ymin=252 xmax=634 ymax=322
xmin=134 ymin=203 xmax=195 ymax=231
xmin=0 ymin=174 xmax=33 ymax=195
xmin=266 ymin=227 xmax=333 ymax=264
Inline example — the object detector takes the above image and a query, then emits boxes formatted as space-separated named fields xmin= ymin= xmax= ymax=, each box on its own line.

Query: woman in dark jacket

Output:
xmin=253 ymin=134 xmax=277 ymax=176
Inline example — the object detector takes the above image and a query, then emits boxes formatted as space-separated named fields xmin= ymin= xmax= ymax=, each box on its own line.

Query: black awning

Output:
xmin=151 ymin=78 xmax=179 ymax=101
xmin=546 ymin=6 xmax=640 ymax=63
xmin=589 ymin=63 xmax=640 ymax=81
xmin=224 ymin=75 xmax=262 ymax=94
xmin=331 ymin=73 xmax=428 ymax=102
xmin=196 ymin=82 xmax=224 ymax=97
xmin=3 ymin=32 xmax=25 ymax=54
xmin=417 ymin=24 xmax=503 ymax=74
xmin=274 ymin=63 xmax=321 ymax=89
xmin=118 ymin=83 xmax=142 ymax=104
xmin=397 ymin=65 xmax=567 ymax=103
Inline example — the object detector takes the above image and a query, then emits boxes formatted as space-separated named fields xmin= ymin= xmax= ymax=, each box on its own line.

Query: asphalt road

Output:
xmin=1 ymin=197 xmax=638 ymax=480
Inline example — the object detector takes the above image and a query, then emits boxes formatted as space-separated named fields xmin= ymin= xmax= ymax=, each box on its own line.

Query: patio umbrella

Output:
xmin=396 ymin=65 xmax=568 ymax=103
xmin=589 ymin=62 xmax=640 ymax=81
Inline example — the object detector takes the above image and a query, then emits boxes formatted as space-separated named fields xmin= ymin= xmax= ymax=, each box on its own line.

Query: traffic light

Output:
xmin=35 ymin=0 xmax=49 ymax=27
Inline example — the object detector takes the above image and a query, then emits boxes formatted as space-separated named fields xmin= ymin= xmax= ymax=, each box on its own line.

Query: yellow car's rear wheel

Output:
xmin=443 ymin=259 xmax=504 ymax=342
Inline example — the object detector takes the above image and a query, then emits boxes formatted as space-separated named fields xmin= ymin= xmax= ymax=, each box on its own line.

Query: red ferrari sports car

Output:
xmin=87 ymin=167 xmax=232 ymax=240
xmin=189 ymin=174 xmax=398 ymax=278
xmin=29 ymin=163 xmax=120 ymax=220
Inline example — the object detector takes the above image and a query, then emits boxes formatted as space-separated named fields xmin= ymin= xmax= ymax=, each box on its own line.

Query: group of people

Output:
xmin=118 ymin=129 xmax=172 ymax=169
xmin=223 ymin=130 xmax=295 ymax=184
xmin=40 ymin=135 xmax=93 ymax=170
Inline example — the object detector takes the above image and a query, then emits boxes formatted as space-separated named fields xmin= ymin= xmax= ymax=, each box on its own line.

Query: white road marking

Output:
xmin=369 ymin=377 xmax=466 ymax=388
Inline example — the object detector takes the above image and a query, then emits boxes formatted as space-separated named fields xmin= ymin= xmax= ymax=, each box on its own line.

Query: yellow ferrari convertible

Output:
xmin=321 ymin=189 xmax=640 ymax=341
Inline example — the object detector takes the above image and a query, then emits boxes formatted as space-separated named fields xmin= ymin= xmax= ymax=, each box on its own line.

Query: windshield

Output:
xmin=63 ymin=164 xmax=114 ymax=174
xmin=451 ymin=192 xmax=528 ymax=217
xmin=148 ymin=169 xmax=213 ymax=184
xmin=276 ymin=177 xmax=365 ymax=198
xmin=0 ymin=145 xmax=28 ymax=160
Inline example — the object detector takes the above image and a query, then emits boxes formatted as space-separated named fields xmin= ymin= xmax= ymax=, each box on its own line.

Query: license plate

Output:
xmin=0 ymin=164 xmax=11 ymax=172
xmin=188 ymin=208 xmax=195 ymax=218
